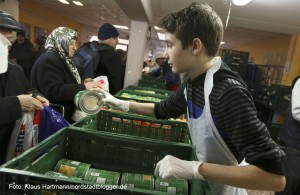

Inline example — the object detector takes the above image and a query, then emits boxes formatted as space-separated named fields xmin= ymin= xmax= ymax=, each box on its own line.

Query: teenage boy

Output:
xmin=99 ymin=3 xmax=285 ymax=194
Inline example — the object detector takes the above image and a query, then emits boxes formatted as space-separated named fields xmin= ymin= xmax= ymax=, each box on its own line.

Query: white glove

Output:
xmin=97 ymin=89 xmax=129 ymax=112
xmin=154 ymin=155 xmax=203 ymax=180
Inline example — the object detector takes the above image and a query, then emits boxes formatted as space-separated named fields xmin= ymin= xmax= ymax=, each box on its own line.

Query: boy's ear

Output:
xmin=192 ymin=38 xmax=202 ymax=55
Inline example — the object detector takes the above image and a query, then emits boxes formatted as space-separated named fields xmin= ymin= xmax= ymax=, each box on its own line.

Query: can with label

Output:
xmin=74 ymin=90 xmax=105 ymax=114
xmin=120 ymin=173 xmax=155 ymax=190
xmin=155 ymin=178 xmax=188 ymax=195
xmin=54 ymin=159 xmax=91 ymax=178
xmin=45 ymin=171 xmax=83 ymax=182
xmin=84 ymin=168 xmax=120 ymax=185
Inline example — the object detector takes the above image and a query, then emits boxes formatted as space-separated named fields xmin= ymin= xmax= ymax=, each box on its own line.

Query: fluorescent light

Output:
xmin=89 ymin=36 xmax=98 ymax=42
xmin=119 ymin=38 xmax=129 ymax=45
xmin=113 ymin=25 xmax=129 ymax=30
xmin=221 ymin=41 xmax=225 ymax=45
xmin=231 ymin=0 xmax=252 ymax=6
xmin=72 ymin=1 xmax=83 ymax=6
xmin=58 ymin=0 xmax=70 ymax=4
xmin=157 ymin=32 xmax=165 ymax=41
xmin=116 ymin=44 xmax=127 ymax=51
xmin=154 ymin=26 xmax=163 ymax=31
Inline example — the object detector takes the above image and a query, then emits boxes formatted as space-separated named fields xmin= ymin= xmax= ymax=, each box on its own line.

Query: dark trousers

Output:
xmin=276 ymin=146 xmax=300 ymax=195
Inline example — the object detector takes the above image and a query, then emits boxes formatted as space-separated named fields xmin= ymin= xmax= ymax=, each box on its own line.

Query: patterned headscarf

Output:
xmin=45 ymin=27 xmax=81 ymax=84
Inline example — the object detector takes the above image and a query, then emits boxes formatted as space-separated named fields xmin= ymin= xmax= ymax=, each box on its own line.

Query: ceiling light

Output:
xmin=58 ymin=0 xmax=70 ymax=4
xmin=157 ymin=32 xmax=165 ymax=41
xmin=113 ymin=25 xmax=129 ymax=30
xmin=119 ymin=38 xmax=129 ymax=45
xmin=154 ymin=26 xmax=163 ymax=31
xmin=231 ymin=0 xmax=252 ymax=6
xmin=72 ymin=1 xmax=83 ymax=6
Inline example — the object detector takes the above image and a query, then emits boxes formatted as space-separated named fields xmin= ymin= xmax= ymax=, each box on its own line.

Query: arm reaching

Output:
xmin=99 ymin=89 xmax=156 ymax=117
xmin=154 ymin=155 xmax=285 ymax=192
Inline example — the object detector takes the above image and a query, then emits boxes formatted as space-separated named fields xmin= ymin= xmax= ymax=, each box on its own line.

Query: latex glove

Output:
xmin=97 ymin=89 xmax=129 ymax=112
xmin=154 ymin=155 xmax=203 ymax=180
xmin=17 ymin=94 xmax=44 ymax=112
xmin=84 ymin=80 xmax=102 ymax=90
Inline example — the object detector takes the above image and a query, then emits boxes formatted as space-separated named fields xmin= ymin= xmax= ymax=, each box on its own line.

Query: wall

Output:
xmin=0 ymin=0 xmax=19 ymax=21
xmin=0 ymin=0 xmax=19 ymax=40
xmin=18 ymin=0 xmax=81 ymax=44
xmin=282 ymin=35 xmax=300 ymax=85
xmin=237 ymin=36 xmax=291 ymax=66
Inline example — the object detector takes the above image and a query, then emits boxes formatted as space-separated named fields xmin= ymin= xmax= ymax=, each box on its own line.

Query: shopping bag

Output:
xmin=6 ymin=110 xmax=40 ymax=161
xmin=39 ymin=105 xmax=69 ymax=142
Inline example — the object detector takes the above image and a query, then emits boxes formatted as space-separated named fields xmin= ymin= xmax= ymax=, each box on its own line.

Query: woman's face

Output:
xmin=68 ymin=39 xmax=77 ymax=57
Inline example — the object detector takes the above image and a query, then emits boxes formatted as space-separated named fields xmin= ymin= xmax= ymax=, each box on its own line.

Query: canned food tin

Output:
xmin=74 ymin=90 xmax=105 ymax=114
xmin=54 ymin=159 xmax=91 ymax=178
xmin=45 ymin=171 xmax=83 ymax=182
xmin=155 ymin=178 xmax=188 ymax=195
xmin=84 ymin=168 xmax=120 ymax=185
xmin=120 ymin=173 xmax=154 ymax=190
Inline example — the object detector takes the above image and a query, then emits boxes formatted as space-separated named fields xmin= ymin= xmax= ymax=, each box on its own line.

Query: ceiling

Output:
xmin=30 ymin=0 xmax=297 ymax=50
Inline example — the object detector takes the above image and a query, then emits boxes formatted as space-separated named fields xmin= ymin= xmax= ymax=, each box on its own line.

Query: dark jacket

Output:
xmin=0 ymin=62 xmax=39 ymax=164
xmin=31 ymin=51 xmax=85 ymax=123
xmin=96 ymin=43 xmax=123 ymax=94
xmin=34 ymin=46 xmax=46 ymax=63
xmin=150 ymin=61 xmax=181 ymax=90
xmin=280 ymin=104 xmax=300 ymax=149
xmin=9 ymin=39 xmax=35 ymax=79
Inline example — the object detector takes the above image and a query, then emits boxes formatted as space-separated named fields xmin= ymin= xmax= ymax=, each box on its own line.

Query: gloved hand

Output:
xmin=154 ymin=155 xmax=203 ymax=180
xmin=84 ymin=80 xmax=102 ymax=90
xmin=97 ymin=89 xmax=129 ymax=112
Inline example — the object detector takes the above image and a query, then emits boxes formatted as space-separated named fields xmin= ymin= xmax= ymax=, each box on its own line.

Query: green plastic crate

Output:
xmin=0 ymin=127 xmax=209 ymax=194
xmin=222 ymin=49 xmax=249 ymax=60
xmin=138 ymin=80 xmax=166 ymax=90
xmin=125 ymin=85 xmax=173 ymax=96
xmin=115 ymin=89 xmax=167 ymax=103
xmin=141 ymin=76 xmax=166 ymax=82
xmin=72 ymin=110 xmax=191 ymax=144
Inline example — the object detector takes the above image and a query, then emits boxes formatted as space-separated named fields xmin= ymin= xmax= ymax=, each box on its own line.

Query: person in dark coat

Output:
xmin=95 ymin=23 xmax=123 ymax=94
xmin=31 ymin=27 xmax=102 ymax=123
xmin=115 ymin=49 xmax=127 ymax=87
xmin=149 ymin=52 xmax=181 ymax=91
xmin=0 ymin=10 xmax=48 ymax=164
xmin=34 ymin=35 xmax=46 ymax=62
xmin=9 ymin=30 xmax=35 ymax=81
xmin=277 ymin=76 xmax=300 ymax=195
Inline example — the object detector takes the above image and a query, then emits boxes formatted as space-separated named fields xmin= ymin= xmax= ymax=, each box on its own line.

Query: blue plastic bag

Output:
xmin=39 ymin=105 xmax=69 ymax=142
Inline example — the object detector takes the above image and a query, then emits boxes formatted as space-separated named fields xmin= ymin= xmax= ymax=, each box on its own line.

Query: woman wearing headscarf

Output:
xmin=31 ymin=27 xmax=101 ymax=123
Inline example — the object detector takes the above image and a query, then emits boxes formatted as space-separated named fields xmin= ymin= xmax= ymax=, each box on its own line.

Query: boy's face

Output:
xmin=164 ymin=33 xmax=193 ymax=74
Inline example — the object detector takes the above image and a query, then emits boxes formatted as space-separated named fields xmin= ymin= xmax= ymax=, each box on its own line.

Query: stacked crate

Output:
xmin=222 ymin=49 xmax=250 ymax=80
xmin=0 ymin=84 xmax=213 ymax=194
xmin=0 ymin=128 xmax=209 ymax=194
xmin=138 ymin=76 xmax=167 ymax=90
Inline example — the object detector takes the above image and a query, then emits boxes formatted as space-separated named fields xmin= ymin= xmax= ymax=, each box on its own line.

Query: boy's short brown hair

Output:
xmin=159 ymin=2 xmax=223 ymax=57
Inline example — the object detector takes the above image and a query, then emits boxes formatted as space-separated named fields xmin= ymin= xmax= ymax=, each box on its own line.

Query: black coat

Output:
xmin=31 ymin=51 xmax=85 ymax=123
xmin=96 ymin=43 xmax=123 ymax=94
xmin=0 ymin=62 xmax=39 ymax=164
xmin=9 ymin=39 xmax=35 ymax=80
xmin=9 ymin=39 xmax=35 ymax=69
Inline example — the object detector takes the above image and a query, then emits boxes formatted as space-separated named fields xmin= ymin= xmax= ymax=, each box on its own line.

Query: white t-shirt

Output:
xmin=292 ymin=79 xmax=300 ymax=121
